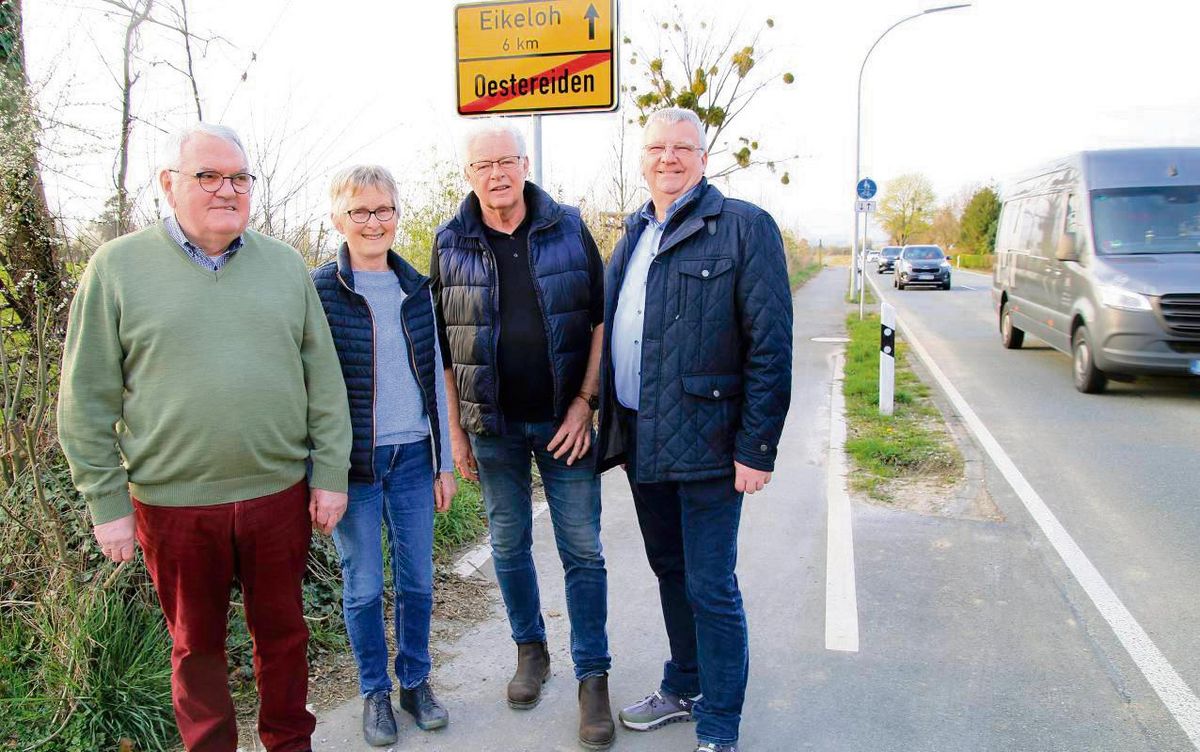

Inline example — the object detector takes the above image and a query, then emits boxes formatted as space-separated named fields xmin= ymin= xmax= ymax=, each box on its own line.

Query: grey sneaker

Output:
xmin=400 ymin=679 xmax=449 ymax=731
xmin=618 ymin=689 xmax=700 ymax=731
xmin=695 ymin=744 xmax=737 ymax=752
xmin=362 ymin=690 xmax=398 ymax=747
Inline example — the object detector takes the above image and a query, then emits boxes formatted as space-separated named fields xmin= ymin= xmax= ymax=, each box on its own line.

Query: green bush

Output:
xmin=954 ymin=253 xmax=994 ymax=270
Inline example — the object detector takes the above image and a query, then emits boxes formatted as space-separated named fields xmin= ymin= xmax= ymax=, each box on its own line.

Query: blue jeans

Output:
xmin=333 ymin=441 xmax=435 ymax=695
xmin=470 ymin=420 xmax=610 ymax=680
xmin=622 ymin=412 xmax=747 ymax=746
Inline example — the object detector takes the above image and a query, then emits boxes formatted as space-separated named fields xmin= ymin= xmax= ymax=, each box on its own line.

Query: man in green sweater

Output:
xmin=57 ymin=123 xmax=352 ymax=752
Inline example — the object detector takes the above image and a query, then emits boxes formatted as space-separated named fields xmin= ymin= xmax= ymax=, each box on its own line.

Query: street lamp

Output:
xmin=851 ymin=3 xmax=971 ymax=315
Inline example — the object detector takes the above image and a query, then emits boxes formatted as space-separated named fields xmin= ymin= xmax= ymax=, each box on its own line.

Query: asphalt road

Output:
xmin=865 ymin=264 xmax=1200 ymax=749
xmin=305 ymin=268 xmax=1197 ymax=752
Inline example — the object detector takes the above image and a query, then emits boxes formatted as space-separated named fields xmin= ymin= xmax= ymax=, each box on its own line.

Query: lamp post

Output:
xmin=851 ymin=3 xmax=970 ymax=313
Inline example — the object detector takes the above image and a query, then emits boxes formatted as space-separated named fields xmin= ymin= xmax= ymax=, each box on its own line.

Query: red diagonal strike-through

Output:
xmin=461 ymin=51 xmax=611 ymax=113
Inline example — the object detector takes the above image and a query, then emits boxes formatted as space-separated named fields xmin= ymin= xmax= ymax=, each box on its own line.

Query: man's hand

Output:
xmin=734 ymin=462 xmax=772 ymax=495
xmin=450 ymin=424 xmax=478 ymax=482
xmin=310 ymin=488 xmax=348 ymax=535
xmin=547 ymin=397 xmax=593 ymax=465
xmin=94 ymin=513 xmax=138 ymax=562
xmin=434 ymin=472 xmax=457 ymax=513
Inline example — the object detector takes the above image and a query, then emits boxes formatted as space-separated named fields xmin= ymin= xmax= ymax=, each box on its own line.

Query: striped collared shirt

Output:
xmin=163 ymin=215 xmax=243 ymax=272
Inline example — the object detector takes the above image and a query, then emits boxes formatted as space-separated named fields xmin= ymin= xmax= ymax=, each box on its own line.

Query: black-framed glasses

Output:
xmin=468 ymin=155 xmax=524 ymax=176
xmin=169 ymin=169 xmax=256 ymax=194
xmin=346 ymin=206 xmax=396 ymax=224
xmin=642 ymin=143 xmax=703 ymax=158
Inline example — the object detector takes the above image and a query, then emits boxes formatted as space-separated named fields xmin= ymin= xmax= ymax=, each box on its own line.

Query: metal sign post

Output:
xmin=532 ymin=114 xmax=543 ymax=185
xmin=854 ymin=199 xmax=876 ymax=320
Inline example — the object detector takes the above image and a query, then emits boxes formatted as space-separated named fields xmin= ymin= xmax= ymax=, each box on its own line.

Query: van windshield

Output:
xmin=1091 ymin=186 xmax=1200 ymax=255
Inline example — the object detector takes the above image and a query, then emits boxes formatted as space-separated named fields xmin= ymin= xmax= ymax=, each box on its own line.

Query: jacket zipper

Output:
xmin=525 ymin=214 xmax=563 ymax=417
xmin=337 ymin=271 xmax=379 ymax=484
xmin=399 ymin=284 xmax=439 ymax=478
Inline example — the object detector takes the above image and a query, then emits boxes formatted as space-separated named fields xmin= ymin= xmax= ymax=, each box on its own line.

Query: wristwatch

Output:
xmin=577 ymin=391 xmax=600 ymax=410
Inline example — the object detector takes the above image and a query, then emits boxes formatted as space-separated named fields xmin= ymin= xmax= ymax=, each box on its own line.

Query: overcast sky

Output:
xmin=25 ymin=0 xmax=1200 ymax=244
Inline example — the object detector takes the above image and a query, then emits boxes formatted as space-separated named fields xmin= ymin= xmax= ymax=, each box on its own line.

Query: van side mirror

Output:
xmin=1056 ymin=232 xmax=1080 ymax=262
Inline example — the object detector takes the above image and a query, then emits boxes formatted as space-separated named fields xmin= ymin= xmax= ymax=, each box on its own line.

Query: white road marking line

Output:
xmin=897 ymin=314 xmax=1200 ymax=749
xmin=959 ymin=284 xmax=978 ymax=291
xmin=454 ymin=499 xmax=548 ymax=578
xmin=825 ymin=351 xmax=860 ymax=652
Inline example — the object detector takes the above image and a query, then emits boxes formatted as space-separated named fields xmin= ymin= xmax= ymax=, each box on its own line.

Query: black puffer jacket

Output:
xmin=595 ymin=180 xmax=793 ymax=481
xmin=432 ymin=183 xmax=595 ymax=435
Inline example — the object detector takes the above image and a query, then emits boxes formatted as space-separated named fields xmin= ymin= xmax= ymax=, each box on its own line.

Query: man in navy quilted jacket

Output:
xmin=430 ymin=121 xmax=614 ymax=749
xmin=595 ymin=107 xmax=794 ymax=752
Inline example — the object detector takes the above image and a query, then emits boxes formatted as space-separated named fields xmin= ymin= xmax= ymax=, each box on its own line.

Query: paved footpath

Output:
xmin=312 ymin=268 xmax=1186 ymax=752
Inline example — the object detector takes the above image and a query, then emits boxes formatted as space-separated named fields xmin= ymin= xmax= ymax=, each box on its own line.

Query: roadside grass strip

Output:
xmin=789 ymin=260 xmax=823 ymax=291
xmin=842 ymin=313 xmax=960 ymax=500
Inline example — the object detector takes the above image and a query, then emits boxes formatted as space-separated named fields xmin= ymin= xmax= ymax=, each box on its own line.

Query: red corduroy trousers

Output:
xmin=135 ymin=480 xmax=315 ymax=752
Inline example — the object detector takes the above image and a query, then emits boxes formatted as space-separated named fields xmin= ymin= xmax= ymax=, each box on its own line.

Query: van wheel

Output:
xmin=1072 ymin=326 xmax=1107 ymax=393
xmin=941 ymin=279 xmax=952 ymax=290
xmin=1000 ymin=302 xmax=1024 ymax=349
xmin=896 ymin=275 xmax=906 ymax=290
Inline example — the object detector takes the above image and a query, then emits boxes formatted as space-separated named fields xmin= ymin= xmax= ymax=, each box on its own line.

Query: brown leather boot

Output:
xmin=577 ymin=673 xmax=615 ymax=750
xmin=507 ymin=641 xmax=550 ymax=709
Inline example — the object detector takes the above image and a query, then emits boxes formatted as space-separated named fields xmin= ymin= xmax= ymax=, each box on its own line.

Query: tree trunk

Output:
xmin=115 ymin=0 xmax=153 ymax=236
xmin=0 ymin=0 xmax=65 ymax=331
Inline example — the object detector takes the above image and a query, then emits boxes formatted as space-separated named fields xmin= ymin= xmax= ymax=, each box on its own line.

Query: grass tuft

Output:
xmin=842 ymin=313 xmax=960 ymax=499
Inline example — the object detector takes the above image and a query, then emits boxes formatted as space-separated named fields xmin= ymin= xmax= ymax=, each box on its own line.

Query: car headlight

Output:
xmin=1098 ymin=284 xmax=1152 ymax=311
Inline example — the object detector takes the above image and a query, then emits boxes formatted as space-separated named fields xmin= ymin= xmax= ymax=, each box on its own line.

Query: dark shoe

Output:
xmin=618 ymin=688 xmax=700 ymax=731
xmin=507 ymin=641 xmax=551 ymax=709
xmin=361 ymin=690 xmax=398 ymax=747
xmin=695 ymin=744 xmax=737 ymax=752
xmin=400 ymin=679 xmax=449 ymax=731
xmin=577 ymin=673 xmax=615 ymax=750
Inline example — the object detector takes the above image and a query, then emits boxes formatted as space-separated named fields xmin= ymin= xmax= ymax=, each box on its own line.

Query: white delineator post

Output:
xmin=880 ymin=303 xmax=896 ymax=416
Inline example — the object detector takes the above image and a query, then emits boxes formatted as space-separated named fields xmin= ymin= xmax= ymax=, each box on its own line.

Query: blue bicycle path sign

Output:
xmin=857 ymin=178 xmax=877 ymax=200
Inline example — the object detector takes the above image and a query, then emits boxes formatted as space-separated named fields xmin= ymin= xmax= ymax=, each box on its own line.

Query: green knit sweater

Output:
xmin=58 ymin=223 xmax=352 ymax=525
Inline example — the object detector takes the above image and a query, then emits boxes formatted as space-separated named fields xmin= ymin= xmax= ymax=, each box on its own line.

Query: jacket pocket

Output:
xmin=677 ymin=257 xmax=734 ymax=322
xmin=680 ymin=372 xmax=742 ymax=466
xmin=681 ymin=372 xmax=743 ymax=400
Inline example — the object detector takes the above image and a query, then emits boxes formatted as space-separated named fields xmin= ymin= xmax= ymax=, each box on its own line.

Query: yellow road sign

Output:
xmin=455 ymin=0 xmax=618 ymax=116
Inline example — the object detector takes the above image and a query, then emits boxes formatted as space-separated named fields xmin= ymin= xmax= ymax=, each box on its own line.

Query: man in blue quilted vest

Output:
xmin=430 ymin=121 xmax=614 ymax=749
xmin=594 ymin=107 xmax=794 ymax=752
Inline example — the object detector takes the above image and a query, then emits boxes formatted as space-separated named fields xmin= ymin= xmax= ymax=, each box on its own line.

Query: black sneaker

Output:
xmin=362 ymin=690 xmax=397 ymax=747
xmin=400 ymin=679 xmax=449 ymax=731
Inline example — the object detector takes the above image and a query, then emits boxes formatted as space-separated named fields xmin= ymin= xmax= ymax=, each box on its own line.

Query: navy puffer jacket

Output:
xmin=595 ymin=180 xmax=793 ymax=482
xmin=311 ymin=245 xmax=442 ymax=483
xmin=432 ymin=182 xmax=594 ymax=435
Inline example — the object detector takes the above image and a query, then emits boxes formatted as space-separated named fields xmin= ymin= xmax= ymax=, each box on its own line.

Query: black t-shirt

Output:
xmin=483 ymin=212 xmax=605 ymax=423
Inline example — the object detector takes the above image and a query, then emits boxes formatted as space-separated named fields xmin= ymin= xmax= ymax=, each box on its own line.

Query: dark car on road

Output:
xmin=877 ymin=245 xmax=902 ymax=273
xmin=895 ymin=245 xmax=952 ymax=290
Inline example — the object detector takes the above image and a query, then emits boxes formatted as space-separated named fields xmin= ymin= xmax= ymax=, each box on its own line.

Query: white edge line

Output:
xmin=884 ymin=279 xmax=1200 ymax=748
xmin=825 ymin=350 xmax=860 ymax=653
xmin=454 ymin=499 xmax=549 ymax=578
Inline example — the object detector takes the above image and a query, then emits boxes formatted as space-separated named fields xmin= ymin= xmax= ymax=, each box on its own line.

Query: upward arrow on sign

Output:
xmin=584 ymin=3 xmax=599 ymax=40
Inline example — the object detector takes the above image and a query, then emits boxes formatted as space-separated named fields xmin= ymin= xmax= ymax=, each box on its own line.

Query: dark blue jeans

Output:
xmin=470 ymin=420 xmax=610 ymax=680
xmin=333 ymin=441 xmax=435 ymax=695
xmin=622 ymin=412 xmax=748 ymax=747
